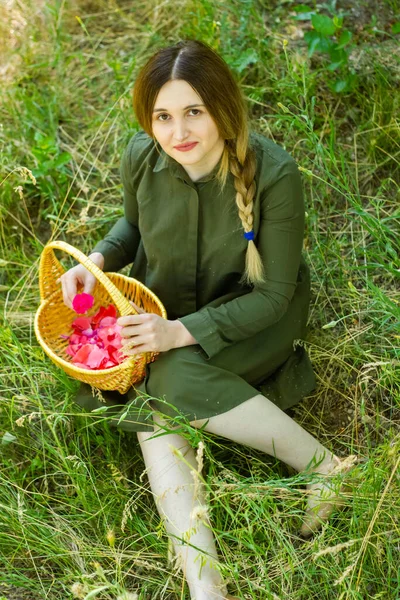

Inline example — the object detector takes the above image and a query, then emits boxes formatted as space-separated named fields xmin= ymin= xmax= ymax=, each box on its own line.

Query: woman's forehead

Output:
xmin=154 ymin=80 xmax=204 ymax=109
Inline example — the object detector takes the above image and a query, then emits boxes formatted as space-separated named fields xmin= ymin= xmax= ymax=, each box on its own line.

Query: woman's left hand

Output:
xmin=117 ymin=302 xmax=193 ymax=354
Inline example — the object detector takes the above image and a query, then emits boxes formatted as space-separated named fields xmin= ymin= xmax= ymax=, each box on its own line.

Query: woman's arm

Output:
xmin=90 ymin=139 xmax=142 ymax=272
xmin=90 ymin=216 xmax=140 ymax=272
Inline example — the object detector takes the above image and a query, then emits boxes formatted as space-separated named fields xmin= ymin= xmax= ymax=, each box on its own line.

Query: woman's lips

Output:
xmin=174 ymin=142 xmax=198 ymax=152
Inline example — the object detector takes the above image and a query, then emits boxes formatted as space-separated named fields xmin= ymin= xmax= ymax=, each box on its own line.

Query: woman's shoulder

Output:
xmin=122 ymin=130 xmax=156 ymax=166
xmin=120 ymin=130 xmax=160 ymax=187
xmin=250 ymin=131 xmax=297 ymax=167
xmin=249 ymin=131 xmax=300 ymax=191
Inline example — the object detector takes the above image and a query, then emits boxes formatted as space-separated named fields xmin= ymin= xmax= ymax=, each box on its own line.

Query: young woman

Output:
xmin=60 ymin=40 xmax=350 ymax=600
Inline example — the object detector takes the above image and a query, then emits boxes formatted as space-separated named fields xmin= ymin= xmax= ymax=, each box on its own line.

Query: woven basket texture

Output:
xmin=34 ymin=241 xmax=167 ymax=394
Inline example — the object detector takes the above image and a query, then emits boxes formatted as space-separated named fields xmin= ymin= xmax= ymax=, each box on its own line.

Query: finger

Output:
xmin=119 ymin=324 xmax=147 ymax=339
xmin=64 ymin=274 xmax=79 ymax=307
xmin=83 ymin=278 xmax=96 ymax=295
xmin=121 ymin=343 xmax=147 ymax=356
xmin=121 ymin=338 xmax=141 ymax=350
xmin=60 ymin=277 xmax=73 ymax=310
xmin=129 ymin=301 xmax=146 ymax=314
xmin=117 ymin=315 xmax=146 ymax=327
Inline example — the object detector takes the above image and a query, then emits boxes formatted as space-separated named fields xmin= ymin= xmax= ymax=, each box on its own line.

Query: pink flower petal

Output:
xmin=86 ymin=346 xmax=109 ymax=369
xmin=99 ymin=316 xmax=117 ymax=327
xmin=82 ymin=328 xmax=94 ymax=336
xmin=69 ymin=333 xmax=81 ymax=345
xmin=97 ymin=329 xmax=110 ymax=343
xmin=109 ymin=345 xmax=124 ymax=364
xmin=71 ymin=317 xmax=92 ymax=331
xmin=72 ymin=344 xmax=93 ymax=364
xmin=103 ymin=305 xmax=117 ymax=319
xmin=91 ymin=306 xmax=106 ymax=326
xmin=91 ymin=305 xmax=117 ymax=326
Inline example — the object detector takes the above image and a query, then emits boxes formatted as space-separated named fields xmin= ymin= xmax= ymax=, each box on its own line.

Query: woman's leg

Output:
xmin=190 ymin=394 xmax=348 ymax=535
xmin=190 ymin=394 xmax=335 ymax=471
xmin=137 ymin=413 xmax=228 ymax=600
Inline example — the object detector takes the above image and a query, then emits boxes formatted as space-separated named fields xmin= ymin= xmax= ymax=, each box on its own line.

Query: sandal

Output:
xmin=300 ymin=454 xmax=357 ymax=538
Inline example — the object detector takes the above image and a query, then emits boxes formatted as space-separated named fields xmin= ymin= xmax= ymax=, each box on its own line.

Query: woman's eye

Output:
xmin=156 ymin=109 xmax=202 ymax=121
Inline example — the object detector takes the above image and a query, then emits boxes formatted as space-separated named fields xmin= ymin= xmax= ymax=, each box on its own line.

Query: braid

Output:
xmin=226 ymin=141 xmax=265 ymax=286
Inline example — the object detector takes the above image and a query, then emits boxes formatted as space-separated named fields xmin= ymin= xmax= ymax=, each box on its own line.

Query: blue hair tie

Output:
xmin=244 ymin=230 xmax=255 ymax=241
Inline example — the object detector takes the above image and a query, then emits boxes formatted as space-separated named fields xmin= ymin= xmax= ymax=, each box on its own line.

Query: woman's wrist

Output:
xmin=171 ymin=319 xmax=198 ymax=348
xmin=88 ymin=252 xmax=105 ymax=270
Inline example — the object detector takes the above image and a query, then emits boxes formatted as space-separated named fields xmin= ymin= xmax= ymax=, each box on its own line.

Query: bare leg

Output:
xmin=190 ymin=394 xmax=335 ymax=471
xmin=137 ymin=413 xmax=228 ymax=600
xmin=191 ymin=394 xmax=351 ymax=535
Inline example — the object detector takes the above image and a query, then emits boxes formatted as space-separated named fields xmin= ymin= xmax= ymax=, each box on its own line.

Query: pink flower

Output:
xmin=72 ymin=293 xmax=95 ymax=314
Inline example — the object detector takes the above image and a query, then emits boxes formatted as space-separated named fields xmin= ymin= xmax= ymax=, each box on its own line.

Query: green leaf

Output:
xmin=327 ymin=60 xmax=345 ymax=71
xmin=333 ymin=15 xmax=343 ymax=29
xmin=34 ymin=133 xmax=56 ymax=151
xmin=305 ymin=30 xmax=334 ymax=54
xmin=83 ymin=586 xmax=110 ymax=599
xmin=311 ymin=14 xmax=336 ymax=36
xmin=91 ymin=406 xmax=110 ymax=414
xmin=331 ymin=74 xmax=358 ymax=93
xmin=332 ymin=79 xmax=348 ymax=93
xmin=392 ymin=22 xmax=400 ymax=34
xmin=293 ymin=4 xmax=312 ymax=12
xmin=2 ymin=432 xmax=17 ymax=445
xmin=293 ymin=5 xmax=316 ymax=20
xmin=304 ymin=31 xmax=323 ymax=56
xmin=117 ymin=409 xmax=129 ymax=425
xmin=293 ymin=12 xmax=316 ymax=21
xmin=322 ymin=320 xmax=338 ymax=329
xmin=53 ymin=152 xmax=72 ymax=168
xmin=327 ymin=49 xmax=348 ymax=70
xmin=337 ymin=29 xmax=352 ymax=48
xmin=233 ymin=48 xmax=259 ymax=74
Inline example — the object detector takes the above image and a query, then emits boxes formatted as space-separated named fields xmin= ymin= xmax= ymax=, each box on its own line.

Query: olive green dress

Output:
xmin=74 ymin=130 xmax=316 ymax=432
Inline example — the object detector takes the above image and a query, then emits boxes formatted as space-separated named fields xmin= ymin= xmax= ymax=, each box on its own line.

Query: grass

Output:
xmin=0 ymin=0 xmax=399 ymax=598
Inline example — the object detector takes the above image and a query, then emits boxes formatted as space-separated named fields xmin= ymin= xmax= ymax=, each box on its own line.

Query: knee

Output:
xmin=137 ymin=412 xmax=180 ymax=443
xmin=190 ymin=417 xmax=210 ymax=428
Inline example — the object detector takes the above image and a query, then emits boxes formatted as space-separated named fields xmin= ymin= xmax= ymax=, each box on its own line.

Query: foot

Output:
xmin=300 ymin=454 xmax=357 ymax=538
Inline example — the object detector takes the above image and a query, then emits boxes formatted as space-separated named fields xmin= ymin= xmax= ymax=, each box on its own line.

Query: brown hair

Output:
xmin=132 ymin=39 xmax=265 ymax=285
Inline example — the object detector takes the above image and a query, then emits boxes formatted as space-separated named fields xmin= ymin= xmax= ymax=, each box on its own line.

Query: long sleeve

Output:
xmin=91 ymin=142 xmax=141 ymax=272
xmin=178 ymin=160 xmax=305 ymax=359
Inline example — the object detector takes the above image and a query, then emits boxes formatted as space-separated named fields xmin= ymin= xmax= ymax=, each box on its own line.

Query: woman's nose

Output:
xmin=173 ymin=119 xmax=190 ymax=140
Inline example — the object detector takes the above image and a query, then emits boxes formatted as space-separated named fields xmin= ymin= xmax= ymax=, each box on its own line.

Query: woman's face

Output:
xmin=151 ymin=79 xmax=225 ymax=179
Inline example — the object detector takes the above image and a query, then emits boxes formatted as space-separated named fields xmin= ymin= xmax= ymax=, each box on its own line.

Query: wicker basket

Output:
xmin=34 ymin=240 xmax=167 ymax=393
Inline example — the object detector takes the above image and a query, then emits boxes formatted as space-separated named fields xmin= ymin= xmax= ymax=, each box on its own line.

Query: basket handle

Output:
xmin=39 ymin=240 xmax=136 ymax=316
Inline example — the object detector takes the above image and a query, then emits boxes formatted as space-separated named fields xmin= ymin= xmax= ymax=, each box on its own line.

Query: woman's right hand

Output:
xmin=57 ymin=252 xmax=104 ymax=310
